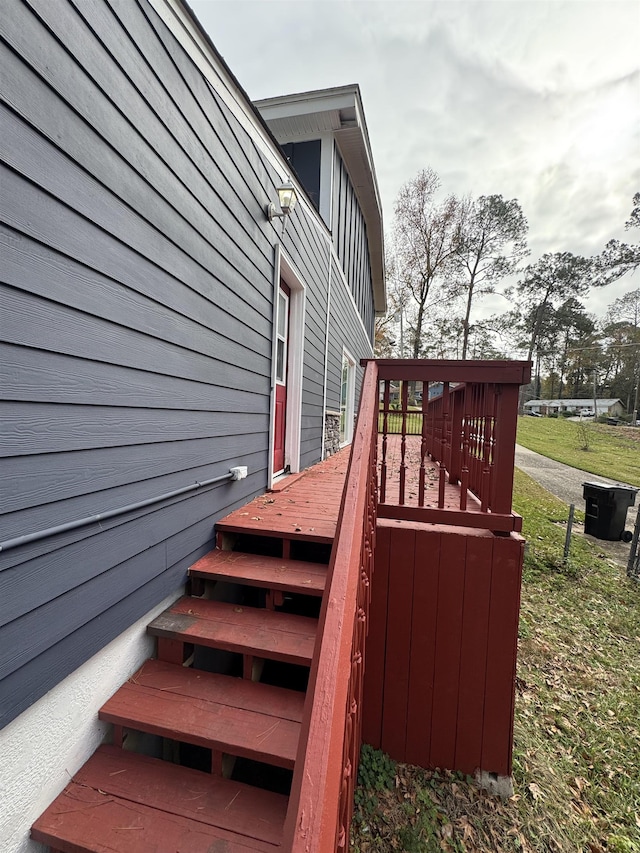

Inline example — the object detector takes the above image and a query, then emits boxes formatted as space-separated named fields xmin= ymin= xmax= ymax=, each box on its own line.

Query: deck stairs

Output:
xmin=31 ymin=472 xmax=343 ymax=852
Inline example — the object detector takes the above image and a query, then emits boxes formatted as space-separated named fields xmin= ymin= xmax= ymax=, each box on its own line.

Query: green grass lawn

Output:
xmin=517 ymin=417 xmax=640 ymax=487
xmin=379 ymin=410 xmax=423 ymax=435
xmin=351 ymin=470 xmax=640 ymax=852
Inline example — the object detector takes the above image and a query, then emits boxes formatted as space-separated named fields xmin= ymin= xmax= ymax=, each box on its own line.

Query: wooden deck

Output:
xmin=217 ymin=438 xmax=504 ymax=545
xmin=217 ymin=450 xmax=351 ymax=546
xmin=379 ymin=435 xmax=522 ymax=532
xmin=31 ymin=360 xmax=528 ymax=853
xmin=380 ymin=434 xmax=474 ymax=510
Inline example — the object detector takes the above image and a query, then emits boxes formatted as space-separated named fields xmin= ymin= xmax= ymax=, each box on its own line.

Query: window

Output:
xmin=276 ymin=289 xmax=289 ymax=384
xmin=281 ymin=140 xmax=321 ymax=210
xmin=340 ymin=350 xmax=356 ymax=445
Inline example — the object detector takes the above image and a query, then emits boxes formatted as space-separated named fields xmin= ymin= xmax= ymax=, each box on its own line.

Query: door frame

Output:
xmin=269 ymin=245 xmax=306 ymax=487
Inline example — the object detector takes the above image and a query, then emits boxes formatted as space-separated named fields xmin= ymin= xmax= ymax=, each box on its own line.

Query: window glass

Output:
xmin=276 ymin=290 xmax=288 ymax=384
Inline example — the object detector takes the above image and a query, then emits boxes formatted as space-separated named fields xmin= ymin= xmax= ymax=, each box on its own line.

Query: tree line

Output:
xmin=376 ymin=172 xmax=640 ymax=416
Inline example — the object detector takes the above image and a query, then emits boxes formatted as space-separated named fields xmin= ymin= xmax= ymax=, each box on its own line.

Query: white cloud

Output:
xmin=190 ymin=0 xmax=640 ymax=319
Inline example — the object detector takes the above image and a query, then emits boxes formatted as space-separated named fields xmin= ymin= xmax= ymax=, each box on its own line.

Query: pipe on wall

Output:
xmin=0 ymin=470 xmax=243 ymax=554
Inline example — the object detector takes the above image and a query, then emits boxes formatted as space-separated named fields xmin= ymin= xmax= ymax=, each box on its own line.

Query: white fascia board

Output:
xmin=255 ymin=87 xmax=360 ymax=119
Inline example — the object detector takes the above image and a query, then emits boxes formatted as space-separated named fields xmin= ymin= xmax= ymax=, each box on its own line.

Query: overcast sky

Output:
xmin=190 ymin=0 xmax=639 ymax=320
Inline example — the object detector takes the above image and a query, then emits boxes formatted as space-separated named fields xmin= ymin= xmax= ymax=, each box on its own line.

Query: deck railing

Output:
xmin=285 ymin=358 xmax=530 ymax=850
xmin=285 ymin=360 xmax=379 ymax=851
xmin=375 ymin=359 xmax=531 ymax=533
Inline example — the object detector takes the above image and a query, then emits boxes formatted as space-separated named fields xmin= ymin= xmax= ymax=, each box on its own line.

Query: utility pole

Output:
xmin=633 ymin=356 xmax=639 ymax=425
xmin=593 ymin=369 xmax=598 ymax=420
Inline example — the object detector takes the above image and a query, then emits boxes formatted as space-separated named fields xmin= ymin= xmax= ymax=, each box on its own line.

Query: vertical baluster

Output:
xmin=460 ymin=384 xmax=470 ymax=510
xmin=444 ymin=383 xmax=453 ymax=472
xmin=448 ymin=386 xmax=464 ymax=485
xmin=481 ymin=384 xmax=493 ymax=512
xmin=380 ymin=380 xmax=389 ymax=503
xmin=472 ymin=384 xmax=481 ymax=495
xmin=487 ymin=383 xmax=499 ymax=511
xmin=399 ymin=381 xmax=408 ymax=504
xmin=430 ymin=394 xmax=437 ymax=462
xmin=419 ymin=381 xmax=428 ymax=506
xmin=438 ymin=382 xmax=450 ymax=508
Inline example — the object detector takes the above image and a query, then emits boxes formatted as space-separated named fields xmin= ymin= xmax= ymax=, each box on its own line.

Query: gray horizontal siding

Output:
xmin=0 ymin=563 xmax=189 ymax=728
xmin=325 ymin=255 xmax=373 ymax=414
xmin=2 ymin=438 xmax=266 ymax=518
xmin=0 ymin=0 xmax=377 ymax=729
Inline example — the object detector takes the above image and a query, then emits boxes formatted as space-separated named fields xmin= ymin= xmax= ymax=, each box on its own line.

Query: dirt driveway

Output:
xmin=514 ymin=444 xmax=638 ymax=569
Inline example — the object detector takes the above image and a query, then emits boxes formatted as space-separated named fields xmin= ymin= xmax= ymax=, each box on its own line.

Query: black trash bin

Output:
xmin=582 ymin=482 xmax=638 ymax=541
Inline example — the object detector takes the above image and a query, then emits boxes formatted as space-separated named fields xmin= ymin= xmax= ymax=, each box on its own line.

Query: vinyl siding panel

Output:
xmin=0 ymin=0 xmax=378 ymax=729
xmin=331 ymin=146 xmax=375 ymax=340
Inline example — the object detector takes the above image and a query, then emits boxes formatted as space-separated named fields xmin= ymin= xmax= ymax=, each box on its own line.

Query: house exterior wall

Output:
xmin=332 ymin=144 xmax=376 ymax=342
xmin=0 ymin=0 xmax=376 ymax=749
xmin=0 ymin=591 xmax=178 ymax=853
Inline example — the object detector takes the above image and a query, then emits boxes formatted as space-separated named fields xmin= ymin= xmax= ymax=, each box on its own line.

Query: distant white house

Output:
xmin=524 ymin=398 xmax=625 ymax=417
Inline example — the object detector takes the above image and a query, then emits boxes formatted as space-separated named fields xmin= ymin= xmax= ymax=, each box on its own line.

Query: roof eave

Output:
xmin=255 ymin=86 xmax=386 ymax=314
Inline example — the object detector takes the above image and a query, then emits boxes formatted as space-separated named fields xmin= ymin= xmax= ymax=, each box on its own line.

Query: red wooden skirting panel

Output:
xmin=454 ymin=534 xmax=493 ymax=774
xmin=481 ymin=534 xmax=524 ymax=776
xmin=363 ymin=520 xmax=523 ymax=779
xmin=429 ymin=529 xmax=467 ymax=771
xmin=405 ymin=526 xmax=441 ymax=769
xmin=380 ymin=523 xmax=415 ymax=760
xmin=361 ymin=520 xmax=391 ymax=748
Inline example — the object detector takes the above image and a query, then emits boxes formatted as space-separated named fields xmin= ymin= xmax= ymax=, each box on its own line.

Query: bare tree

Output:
xmin=596 ymin=192 xmax=640 ymax=282
xmin=452 ymin=194 xmax=528 ymax=358
xmin=392 ymin=168 xmax=461 ymax=358
xmin=602 ymin=288 xmax=640 ymax=419
xmin=512 ymin=252 xmax=594 ymax=363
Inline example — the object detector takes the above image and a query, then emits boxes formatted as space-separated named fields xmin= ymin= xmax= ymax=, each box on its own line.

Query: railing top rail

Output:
xmin=364 ymin=358 xmax=531 ymax=385
xmin=286 ymin=360 xmax=379 ymax=852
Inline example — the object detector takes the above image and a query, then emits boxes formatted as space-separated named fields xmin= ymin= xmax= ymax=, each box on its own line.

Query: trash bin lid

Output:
xmin=582 ymin=481 xmax=638 ymax=493
xmin=582 ymin=482 xmax=637 ymax=502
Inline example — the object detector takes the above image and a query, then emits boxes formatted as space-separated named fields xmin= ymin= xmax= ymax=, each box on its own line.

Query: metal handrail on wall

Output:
xmin=285 ymin=360 xmax=379 ymax=852
xmin=0 ymin=468 xmax=247 ymax=554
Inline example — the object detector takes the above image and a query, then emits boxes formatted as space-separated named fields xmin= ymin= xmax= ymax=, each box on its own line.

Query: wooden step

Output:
xmin=99 ymin=659 xmax=304 ymax=769
xmin=32 ymin=745 xmax=285 ymax=852
xmin=148 ymin=596 xmax=318 ymax=666
xmin=189 ymin=549 xmax=327 ymax=597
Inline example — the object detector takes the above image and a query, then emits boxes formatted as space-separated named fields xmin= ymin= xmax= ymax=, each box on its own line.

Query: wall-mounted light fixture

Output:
xmin=266 ymin=179 xmax=297 ymax=227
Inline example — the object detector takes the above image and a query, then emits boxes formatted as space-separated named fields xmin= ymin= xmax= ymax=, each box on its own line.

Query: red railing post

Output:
xmin=490 ymin=383 xmax=520 ymax=514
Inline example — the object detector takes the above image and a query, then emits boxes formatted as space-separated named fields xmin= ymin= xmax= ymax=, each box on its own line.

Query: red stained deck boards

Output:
xmin=148 ymin=597 xmax=318 ymax=666
xmin=100 ymin=659 xmax=304 ymax=769
xmin=32 ymin=746 xmax=285 ymax=852
xmin=189 ymin=549 xmax=327 ymax=597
